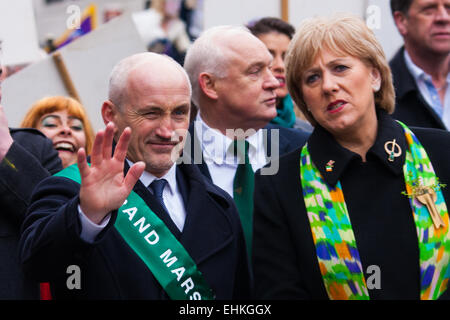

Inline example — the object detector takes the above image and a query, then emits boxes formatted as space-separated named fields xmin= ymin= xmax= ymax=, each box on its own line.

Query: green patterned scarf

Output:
xmin=300 ymin=121 xmax=450 ymax=300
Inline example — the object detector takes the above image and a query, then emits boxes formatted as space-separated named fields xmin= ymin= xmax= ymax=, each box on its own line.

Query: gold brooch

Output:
xmin=402 ymin=175 xmax=446 ymax=229
xmin=384 ymin=139 xmax=402 ymax=162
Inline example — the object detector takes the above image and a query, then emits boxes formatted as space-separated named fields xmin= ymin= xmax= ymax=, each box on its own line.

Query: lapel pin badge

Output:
xmin=326 ymin=160 xmax=335 ymax=172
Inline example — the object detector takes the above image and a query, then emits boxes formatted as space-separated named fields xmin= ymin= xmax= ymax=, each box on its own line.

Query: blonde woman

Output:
xmin=253 ymin=15 xmax=450 ymax=300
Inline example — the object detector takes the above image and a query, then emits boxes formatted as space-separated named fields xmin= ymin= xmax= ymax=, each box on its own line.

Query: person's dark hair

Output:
xmin=247 ymin=17 xmax=295 ymax=40
xmin=390 ymin=0 xmax=414 ymax=16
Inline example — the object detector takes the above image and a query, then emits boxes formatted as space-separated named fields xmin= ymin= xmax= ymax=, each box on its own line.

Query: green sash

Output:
xmin=55 ymin=164 xmax=215 ymax=300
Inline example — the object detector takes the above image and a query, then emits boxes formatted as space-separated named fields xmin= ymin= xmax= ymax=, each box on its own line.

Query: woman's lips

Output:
xmin=327 ymin=101 xmax=347 ymax=113
xmin=54 ymin=141 xmax=76 ymax=153
xmin=276 ymin=76 xmax=286 ymax=87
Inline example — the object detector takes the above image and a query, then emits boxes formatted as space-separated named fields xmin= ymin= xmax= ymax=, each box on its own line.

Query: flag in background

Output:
xmin=53 ymin=3 xmax=97 ymax=50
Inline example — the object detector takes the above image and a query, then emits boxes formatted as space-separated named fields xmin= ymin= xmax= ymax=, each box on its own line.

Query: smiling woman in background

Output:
xmin=252 ymin=14 xmax=450 ymax=300
xmin=21 ymin=96 xmax=94 ymax=168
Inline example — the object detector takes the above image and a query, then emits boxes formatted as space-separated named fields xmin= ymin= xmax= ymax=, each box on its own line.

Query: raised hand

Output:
xmin=78 ymin=122 xmax=145 ymax=224
xmin=0 ymin=105 xmax=13 ymax=162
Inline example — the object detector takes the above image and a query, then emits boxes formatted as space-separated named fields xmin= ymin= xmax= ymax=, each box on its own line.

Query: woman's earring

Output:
xmin=372 ymin=82 xmax=381 ymax=92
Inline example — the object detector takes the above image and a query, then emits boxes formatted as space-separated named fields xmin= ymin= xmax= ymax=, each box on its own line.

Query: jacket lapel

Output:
xmin=265 ymin=123 xmax=296 ymax=157
xmin=177 ymin=163 xmax=234 ymax=265
xmin=186 ymin=123 xmax=213 ymax=181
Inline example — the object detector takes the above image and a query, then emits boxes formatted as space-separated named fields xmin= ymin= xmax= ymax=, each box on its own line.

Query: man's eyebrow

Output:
xmin=245 ymin=61 xmax=267 ymax=72
xmin=418 ymin=1 xmax=438 ymax=10
xmin=174 ymin=103 xmax=190 ymax=109
xmin=136 ymin=105 xmax=162 ymax=111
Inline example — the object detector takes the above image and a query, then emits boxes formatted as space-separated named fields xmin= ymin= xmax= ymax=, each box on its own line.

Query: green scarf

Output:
xmin=300 ymin=121 xmax=450 ymax=300
xmin=270 ymin=94 xmax=296 ymax=128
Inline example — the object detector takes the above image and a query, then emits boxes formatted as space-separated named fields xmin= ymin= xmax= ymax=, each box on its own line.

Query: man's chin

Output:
xmin=266 ymin=110 xmax=279 ymax=122
xmin=143 ymin=158 xmax=175 ymax=177
xmin=428 ymin=42 xmax=450 ymax=56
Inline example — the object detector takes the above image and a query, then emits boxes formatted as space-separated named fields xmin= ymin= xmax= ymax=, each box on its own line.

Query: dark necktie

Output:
xmin=232 ymin=140 xmax=254 ymax=257
xmin=149 ymin=179 xmax=169 ymax=214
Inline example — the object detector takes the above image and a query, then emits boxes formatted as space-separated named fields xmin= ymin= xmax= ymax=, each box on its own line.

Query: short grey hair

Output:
xmin=183 ymin=25 xmax=251 ymax=107
xmin=108 ymin=52 xmax=191 ymax=109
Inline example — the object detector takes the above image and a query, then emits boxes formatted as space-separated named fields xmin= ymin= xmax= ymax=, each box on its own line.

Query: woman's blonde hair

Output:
xmin=21 ymin=96 xmax=95 ymax=154
xmin=285 ymin=14 xmax=395 ymax=126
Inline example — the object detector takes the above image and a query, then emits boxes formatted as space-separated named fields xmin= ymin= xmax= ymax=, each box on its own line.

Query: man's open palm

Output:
xmin=78 ymin=123 xmax=145 ymax=224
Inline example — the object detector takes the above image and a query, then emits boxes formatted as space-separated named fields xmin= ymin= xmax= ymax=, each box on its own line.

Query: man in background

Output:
xmin=183 ymin=25 xmax=309 ymax=255
xmin=390 ymin=0 xmax=450 ymax=129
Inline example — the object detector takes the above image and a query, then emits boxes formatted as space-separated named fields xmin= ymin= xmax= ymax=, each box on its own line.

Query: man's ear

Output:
xmin=198 ymin=72 xmax=219 ymax=100
xmin=101 ymin=100 xmax=117 ymax=127
xmin=393 ymin=11 xmax=408 ymax=36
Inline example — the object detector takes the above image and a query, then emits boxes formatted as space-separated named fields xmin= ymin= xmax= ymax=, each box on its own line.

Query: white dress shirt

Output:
xmin=194 ymin=113 xmax=268 ymax=197
xmin=78 ymin=161 xmax=187 ymax=243
xmin=135 ymin=161 xmax=186 ymax=232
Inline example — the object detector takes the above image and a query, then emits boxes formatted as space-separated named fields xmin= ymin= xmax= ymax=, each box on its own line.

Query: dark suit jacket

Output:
xmin=19 ymin=161 xmax=251 ymax=299
xmin=390 ymin=47 xmax=446 ymax=130
xmin=252 ymin=112 xmax=450 ymax=299
xmin=185 ymin=122 xmax=310 ymax=181
xmin=0 ymin=128 xmax=62 ymax=299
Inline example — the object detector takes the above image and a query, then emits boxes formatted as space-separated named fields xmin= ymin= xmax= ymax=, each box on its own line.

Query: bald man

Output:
xmin=19 ymin=52 xmax=251 ymax=300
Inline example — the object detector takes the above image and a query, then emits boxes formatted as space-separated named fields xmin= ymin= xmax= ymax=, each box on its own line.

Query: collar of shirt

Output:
xmin=194 ymin=113 xmax=267 ymax=168
xmin=125 ymin=159 xmax=186 ymax=232
xmin=404 ymin=50 xmax=450 ymax=84
xmin=404 ymin=50 xmax=450 ymax=109
xmin=125 ymin=159 xmax=177 ymax=195
xmin=308 ymin=109 xmax=406 ymax=187
xmin=404 ymin=49 xmax=428 ymax=83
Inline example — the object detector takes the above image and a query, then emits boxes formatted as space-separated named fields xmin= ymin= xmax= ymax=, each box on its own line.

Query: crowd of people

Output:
xmin=1 ymin=0 xmax=450 ymax=300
